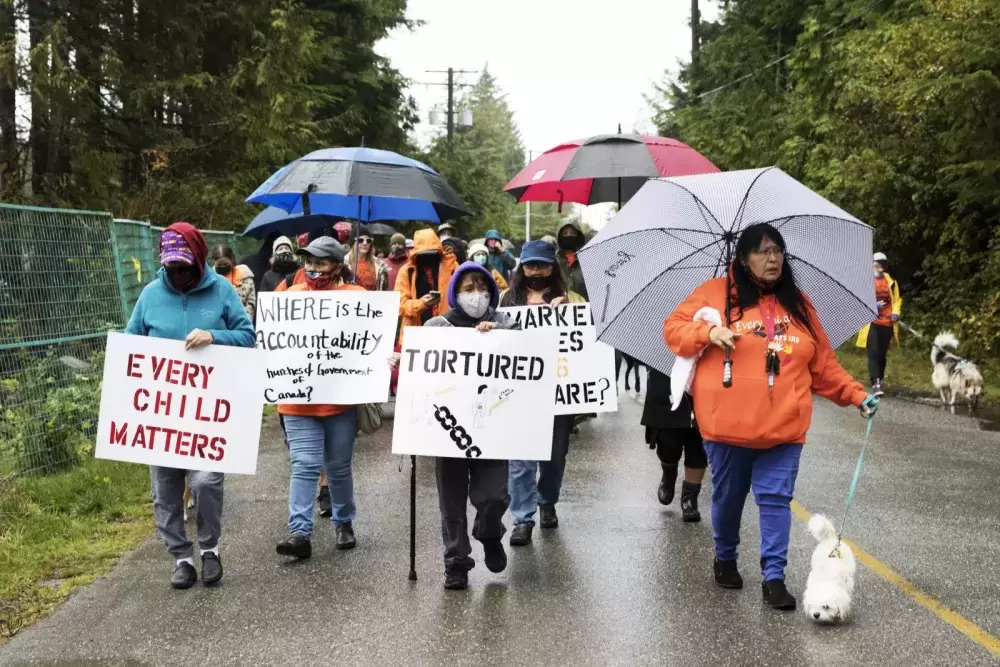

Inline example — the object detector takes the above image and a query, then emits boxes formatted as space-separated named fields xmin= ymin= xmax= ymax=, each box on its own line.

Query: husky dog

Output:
xmin=932 ymin=333 xmax=984 ymax=409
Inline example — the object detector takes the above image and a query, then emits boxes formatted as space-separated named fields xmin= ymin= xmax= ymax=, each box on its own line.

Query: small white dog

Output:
xmin=803 ymin=514 xmax=856 ymax=624
xmin=931 ymin=333 xmax=984 ymax=409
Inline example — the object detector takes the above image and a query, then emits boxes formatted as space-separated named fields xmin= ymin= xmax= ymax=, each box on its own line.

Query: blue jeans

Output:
xmin=284 ymin=410 xmax=357 ymax=536
xmin=704 ymin=441 xmax=802 ymax=582
xmin=508 ymin=415 xmax=573 ymax=525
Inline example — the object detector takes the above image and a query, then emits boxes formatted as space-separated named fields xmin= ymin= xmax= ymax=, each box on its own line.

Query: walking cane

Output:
xmin=409 ymin=454 xmax=417 ymax=581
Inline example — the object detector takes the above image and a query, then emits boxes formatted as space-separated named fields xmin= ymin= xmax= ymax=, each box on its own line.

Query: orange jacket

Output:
xmin=276 ymin=281 xmax=366 ymax=419
xmin=394 ymin=229 xmax=458 ymax=343
xmin=664 ymin=277 xmax=867 ymax=449
xmin=274 ymin=268 xmax=306 ymax=292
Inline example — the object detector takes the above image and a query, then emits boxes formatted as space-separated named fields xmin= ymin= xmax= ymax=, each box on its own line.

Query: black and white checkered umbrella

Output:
xmin=577 ymin=167 xmax=877 ymax=375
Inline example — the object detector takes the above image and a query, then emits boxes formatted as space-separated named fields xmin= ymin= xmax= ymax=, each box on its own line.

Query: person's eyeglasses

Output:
xmin=358 ymin=237 xmax=373 ymax=244
xmin=523 ymin=262 xmax=549 ymax=270
xmin=752 ymin=246 xmax=784 ymax=259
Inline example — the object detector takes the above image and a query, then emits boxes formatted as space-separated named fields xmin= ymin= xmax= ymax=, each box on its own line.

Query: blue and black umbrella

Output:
xmin=241 ymin=206 xmax=340 ymax=239
xmin=245 ymin=147 xmax=469 ymax=223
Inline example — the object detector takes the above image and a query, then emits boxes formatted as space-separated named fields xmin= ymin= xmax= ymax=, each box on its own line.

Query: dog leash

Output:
xmin=897 ymin=320 xmax=973 ymax=366
xmin=837 ymin=413 xmax=876 ymax=547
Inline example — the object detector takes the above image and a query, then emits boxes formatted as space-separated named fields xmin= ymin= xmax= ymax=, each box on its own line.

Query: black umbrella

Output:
xmin=365 ymin=222 xmax=397 ymax=236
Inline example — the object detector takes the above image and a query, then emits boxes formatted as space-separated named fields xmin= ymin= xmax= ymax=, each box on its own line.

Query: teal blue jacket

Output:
xmin=125 ymin=266 xmax=255 ymax=347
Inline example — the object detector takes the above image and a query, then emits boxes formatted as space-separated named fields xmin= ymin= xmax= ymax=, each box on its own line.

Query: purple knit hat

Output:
xmin=160 ymin=230 xmax=196 ymax=265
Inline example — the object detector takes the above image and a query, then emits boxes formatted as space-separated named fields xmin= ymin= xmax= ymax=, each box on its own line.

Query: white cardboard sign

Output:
xmin=499 ymin=303 xmax=618 ymax=415
xmin=96 ymin=332 xmax=266 ymax=474
xmin=255 ymin=290 xmax=400 ymax=405
xmin=391 ymin=326 xmax=559 ymax=460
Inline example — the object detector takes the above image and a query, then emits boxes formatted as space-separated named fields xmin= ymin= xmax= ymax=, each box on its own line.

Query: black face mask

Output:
xmin=214 ymin=261 xmax=233 ymax=276
xmin=165 ymin=265 xmax=199 ymax=291
xmin=526 ymin=276 xmax=550 ymax=292
xmin=558 ymin=235 xmax=580 ymax=251
xmin=273 ymin=252 xmax=297 ymax=272
xmin=417 ymin=254 xmax=440 ymax=268
xmin=390 ymin=246 xmax=406 ymax=257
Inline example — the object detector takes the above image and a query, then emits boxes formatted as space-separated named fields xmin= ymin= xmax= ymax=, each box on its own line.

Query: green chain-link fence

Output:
xmin=0 ymin=205 xmax=127 ymax=478
xmin=1 ymin=208 xmax=261 ymax=478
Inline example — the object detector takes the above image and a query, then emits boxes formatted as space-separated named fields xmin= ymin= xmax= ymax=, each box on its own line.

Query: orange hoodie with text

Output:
xmin=394 ymin=229 xmax=458 ymax=343
xmin=277 ymin=280 xmax=366 ymax=418
xmin=664 ymin=277 xmax=867 ymax=449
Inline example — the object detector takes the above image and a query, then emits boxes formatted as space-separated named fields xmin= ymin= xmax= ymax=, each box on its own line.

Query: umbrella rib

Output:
xmin=659 ymin=229 xmax=728 ymax=257
xmin=758 ymin=213 xmax=872 ymax=231
xmin=789 ymin=255 xmax=878 ymax=316
xmin=656 ymin=180 xmax=727 ymax=236
xmin=731 ymin=167 xmax=775 ymax=232
xmin=582 ymin=227 xmax=718 ymax=256
xmin=600 ymin=236 xmax=725 ymax=328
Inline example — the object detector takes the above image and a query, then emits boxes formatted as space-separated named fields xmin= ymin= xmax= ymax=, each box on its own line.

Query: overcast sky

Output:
xmin=377 ymin=0 xmax=720 ymax=154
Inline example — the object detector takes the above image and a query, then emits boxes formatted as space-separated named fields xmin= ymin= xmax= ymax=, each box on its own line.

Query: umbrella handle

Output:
xmin=723 ymin=352 xmax=733 ymax=388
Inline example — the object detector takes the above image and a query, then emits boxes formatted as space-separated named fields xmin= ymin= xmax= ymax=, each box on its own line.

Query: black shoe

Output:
xmin=336 ymin=523 xmax=357 ymax=550
xmin=539 ymin=505 xmax=559 ymax=529
xmin=444 ymin=569 xmax=468 ymax=590
xmin=762 ymin=579 xmax=797 ymax=610
xmin=714 ymin=559 xmax=744 ymax=589
xmin=680 ymin=481 xmax=701 ymax=522
xmin=276 ymin=535 xmax=312 ymax=560
xmin=201 ymin=552 xmax=223 ymax=586
xmin=872 ymin=380 xmax=885 ymax=397
xmin=657 ymin=464 xmax=678 ymax=505
xmin=509 ymin=523 xmax=533 ymax=546
xmin=171 ymin=561 xmax=197 ymax=590
xmin=482 ymin=540 xmax=507 ymax=573
xmin=317 ymin=485 xmax=332 ymax=518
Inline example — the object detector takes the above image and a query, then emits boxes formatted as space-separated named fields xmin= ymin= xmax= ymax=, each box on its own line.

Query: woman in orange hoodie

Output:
xmin=274 ymin=237 xmax=365 ymax=560
xmin=664 ymin=222 xmax=878 ymax=612
xmin=394 ymin=228 xmax=458 ymax=342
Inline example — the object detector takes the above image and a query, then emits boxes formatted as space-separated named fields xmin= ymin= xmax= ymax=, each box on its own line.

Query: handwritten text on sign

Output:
xmin=95 ymin=332 xmax=265 ymax=474
xmin=391 ymin=327 xmax=559 ymax=460
xmin=499 ymin=303 xmax=618 ymax=414
xmin=255 ymin=291 xmax=399 ymax=404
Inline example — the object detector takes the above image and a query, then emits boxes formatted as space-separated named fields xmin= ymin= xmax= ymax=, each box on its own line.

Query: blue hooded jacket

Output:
xmin=483 ymin=229 xmax=516 ymax=281
xmin=125 ymin=265 xmax=255 ymax=347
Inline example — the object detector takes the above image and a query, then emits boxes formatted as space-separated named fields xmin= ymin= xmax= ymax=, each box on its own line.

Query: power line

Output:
xmin=694 ymin=0 xmax=882 ymax=101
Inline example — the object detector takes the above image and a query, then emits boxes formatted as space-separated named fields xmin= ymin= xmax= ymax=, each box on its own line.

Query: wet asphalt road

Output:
xmin=2 ymin=386 xmax=999 ymax=666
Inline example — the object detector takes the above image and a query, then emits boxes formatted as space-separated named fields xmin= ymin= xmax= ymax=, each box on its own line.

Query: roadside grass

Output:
xmin=0 ymin=459 xmax=154 ymax=645
xmin=836 ymin=343 xmax=1000 ymax=407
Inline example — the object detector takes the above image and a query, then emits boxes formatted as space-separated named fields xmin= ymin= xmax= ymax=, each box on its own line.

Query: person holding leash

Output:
xmin=856 ymin=252 xmax=902 ymax=397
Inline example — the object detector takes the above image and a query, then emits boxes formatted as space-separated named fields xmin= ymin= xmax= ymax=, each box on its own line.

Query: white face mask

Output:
xmin=457 ymin=291 xmax=490 ymax=319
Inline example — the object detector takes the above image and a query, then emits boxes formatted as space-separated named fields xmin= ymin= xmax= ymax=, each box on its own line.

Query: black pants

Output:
xmin=435 ymin=457 xmax=509 ymax=573
xmin=866 ymin=324 xmax=893 ymax=383
xmin=654 ymin=429 xmax=707 ymax=470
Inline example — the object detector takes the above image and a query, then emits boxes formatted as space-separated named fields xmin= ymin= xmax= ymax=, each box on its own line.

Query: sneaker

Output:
xmin=680 ymin=481 xmax=701 ymax=523
xmin=482 ymin=540 xmax=507 ymax=573
xmin=539 ymin=505 xmax=559 ymax=529
xmin=201 ymin=552 xmax=223 ymax=586
xmin=317 ymin=486 xmax=332 ymax=518
xmin=171 ymin=561 xmax=197 ymax=590
xmin=276 ymin=535 xmax=312 ymax=560
xmin=762 ymin=579 xmax=797 ymax=610
xmin=872 ymin=380 xmax=885 ymax=397
xmin=444 ymin=569 xmax=469 ymax=590
xmin=336 ymin=523 xmax=357 ymax=551
xmin=509 ymin=523 xmax=533 ymax=547
xmin=713 ymin=558 xmax=743 ymax=589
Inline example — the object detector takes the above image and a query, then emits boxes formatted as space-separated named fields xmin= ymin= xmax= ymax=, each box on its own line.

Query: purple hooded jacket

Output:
xmin=426 ymin=261 xmax=517 ymax=329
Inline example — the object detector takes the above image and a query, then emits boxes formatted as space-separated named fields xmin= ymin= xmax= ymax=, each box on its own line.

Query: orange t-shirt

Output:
xmin=355 ymin=259 xmax=377 ymax=291
xmin=873 ymin=275 xmax=893 ymax=327
xmin=277 ymin=281 xmax=367 ymax=419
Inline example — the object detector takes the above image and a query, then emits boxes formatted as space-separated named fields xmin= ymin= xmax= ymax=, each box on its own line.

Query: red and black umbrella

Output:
xmin=504 ymin=132 xmax=719 ymax=208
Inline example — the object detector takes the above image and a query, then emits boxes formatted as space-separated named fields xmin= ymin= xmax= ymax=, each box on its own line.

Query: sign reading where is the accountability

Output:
xmin=499 ymin=302 xmax=618 ymax=415
xmin=391 ymin=326 xmax=559 ymax=461
xmin=255 ymin=291 xmax=400 ymax=405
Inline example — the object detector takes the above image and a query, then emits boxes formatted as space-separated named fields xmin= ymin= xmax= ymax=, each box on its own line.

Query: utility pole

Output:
xmin=691 ymin=0 xmax=701 ymax=64
xmin=525 ymin=151 xmax=532 ymax=241
xmin=424 ymin=68 xmax=477 ymax=149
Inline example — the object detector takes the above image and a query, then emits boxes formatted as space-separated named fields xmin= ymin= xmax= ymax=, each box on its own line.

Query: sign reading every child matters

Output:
xmin=499 ymin=303 xmax=618 ymax=415
xmin=255 ymin=291 xmax=400 ymax=405
xmin=391 ymin=326 xmax=560 ymax=461
xmin=96 ymin=332 xmax=266 ymax=474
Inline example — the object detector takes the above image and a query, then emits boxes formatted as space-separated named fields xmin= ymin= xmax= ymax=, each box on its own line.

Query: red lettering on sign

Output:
xmin=110 ymin=421 xmax=128 ymax=445
xmin=133 ymin=388 xmax=149 ymax=412
xmin=208 ymin=437 xmax=226 ymax=461
xmin=126 ymin=353 xmax=144 ymax=378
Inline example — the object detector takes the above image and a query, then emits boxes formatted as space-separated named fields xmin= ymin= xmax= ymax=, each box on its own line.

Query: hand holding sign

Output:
xmin=185 ymin=328 xmax=214 ymax=350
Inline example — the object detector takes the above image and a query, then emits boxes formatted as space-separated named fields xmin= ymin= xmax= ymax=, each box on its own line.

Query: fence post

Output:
xmin=108 ymin=219 xmax=132 ymax=325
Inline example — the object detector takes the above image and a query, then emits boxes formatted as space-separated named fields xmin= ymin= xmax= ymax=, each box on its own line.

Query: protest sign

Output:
xmin=96 ymin=332 xmax=266 ymax=474
xmin=391 ymin=326 xmax=559 ymax=460
xmin=499 ymin=302 xmax=618 ymax=415
xmin=255 ymin=290 xmax=400 ymax=405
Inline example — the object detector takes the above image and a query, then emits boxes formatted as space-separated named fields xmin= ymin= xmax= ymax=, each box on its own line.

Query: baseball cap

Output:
xmin=520 ymin=240 xmax=557 ymax=264
xmin=296 ymin=237 xmax=345 ymax=262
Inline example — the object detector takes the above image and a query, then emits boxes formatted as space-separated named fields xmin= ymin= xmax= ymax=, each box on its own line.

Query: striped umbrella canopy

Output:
xmin=504 ymin=133 xmax=719 ymax=207
xmin=577 ymin=167 xmax=877 ymax=375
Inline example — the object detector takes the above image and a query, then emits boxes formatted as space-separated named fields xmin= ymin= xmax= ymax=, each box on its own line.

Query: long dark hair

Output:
xmin=508 ymin=262 xmax=568 ymax=306
xmin=731 ymin=223 xmax=815 ymax=337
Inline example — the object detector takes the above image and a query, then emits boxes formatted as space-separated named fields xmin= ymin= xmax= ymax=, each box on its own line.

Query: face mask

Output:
xmin=390 ymin=246 xmax=405 ymax=256
xmin=417 ymin=254 xmax=439 ymax=267
xmin=558 ymin=235 xmax=579 ymax=251
xmin=214 ymin=261 xmax=232 ymax=275
xmin=526 ymin=276 xmax=550 ymax=292
xmin=473 ymin=254 xmax=487 ymax=266
xmin=304 ymin=270 xmax=336 ymax=289
xmin=165 ymin=265 xmax=199 ymax=291
xmin=273 ymin=252 xmax=296 ymax=271
xmin=458 ymin=292 xmax=490 ymax=319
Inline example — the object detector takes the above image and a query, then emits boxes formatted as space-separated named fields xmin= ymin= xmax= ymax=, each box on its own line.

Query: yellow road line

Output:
xmin=790 ymin=500 xmax=1000 ymax=657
